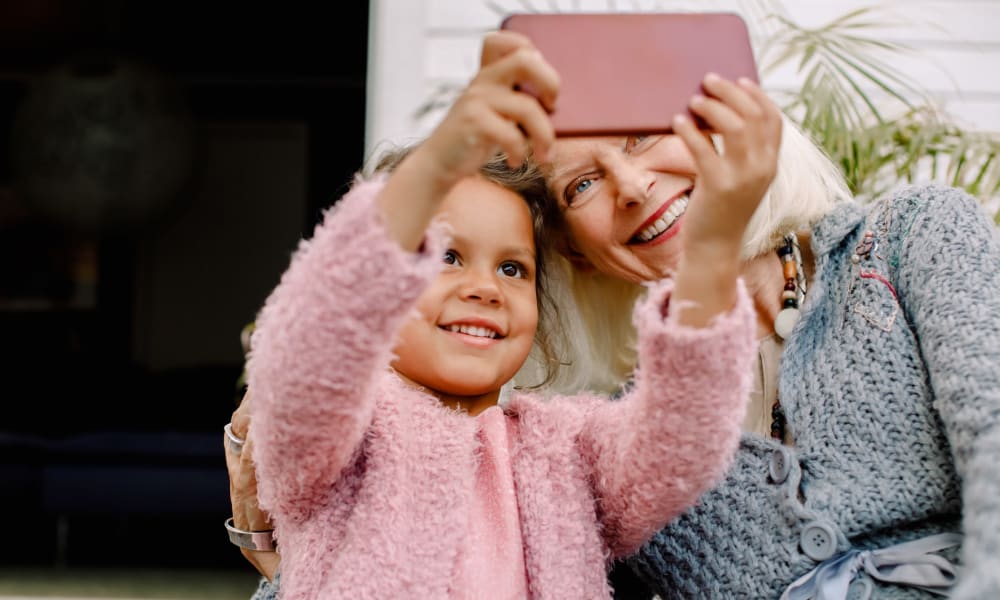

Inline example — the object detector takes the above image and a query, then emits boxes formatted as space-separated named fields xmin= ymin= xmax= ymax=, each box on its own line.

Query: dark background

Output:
xmin=0 ymin=1 xmax=369 ymax=569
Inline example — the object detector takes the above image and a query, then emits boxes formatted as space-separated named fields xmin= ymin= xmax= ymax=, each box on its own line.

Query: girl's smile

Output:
xmin=439 ymin=317 xmax=505 ymax=347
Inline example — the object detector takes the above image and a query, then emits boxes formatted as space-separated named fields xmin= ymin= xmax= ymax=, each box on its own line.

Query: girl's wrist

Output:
xmin=377 ymin=148 xmax=462 ymax=253
xmin=396 ymin=146 xmax=463 ymax=197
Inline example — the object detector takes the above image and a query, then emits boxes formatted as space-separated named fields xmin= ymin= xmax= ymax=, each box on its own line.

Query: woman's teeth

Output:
xmin=635 ymin=194 xmax=689 ymax=242
xmin=447 ymin=324 xmax=499 ymax=339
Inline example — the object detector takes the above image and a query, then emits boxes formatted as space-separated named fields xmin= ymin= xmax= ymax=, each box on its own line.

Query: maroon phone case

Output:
xmin=501 ymin=13 xmax=759 ymax=136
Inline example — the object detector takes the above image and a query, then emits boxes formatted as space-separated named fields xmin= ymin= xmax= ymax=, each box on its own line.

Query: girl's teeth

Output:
xmin=449 ymin=324 xmax=497 ymax=339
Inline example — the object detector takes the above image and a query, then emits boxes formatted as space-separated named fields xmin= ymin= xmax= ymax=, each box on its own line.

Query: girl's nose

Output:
xmin=460 ymin=269 xmax=502 ymax=305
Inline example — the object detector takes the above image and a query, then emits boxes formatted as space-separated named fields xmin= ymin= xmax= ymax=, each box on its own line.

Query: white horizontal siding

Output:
xmin=427 ymin=0 xmax=775 ymax=30
xmin=782 ymin=1 xmax=1000 ymax=44
xmin=428 ymin=0 xmax=1000 ymax=45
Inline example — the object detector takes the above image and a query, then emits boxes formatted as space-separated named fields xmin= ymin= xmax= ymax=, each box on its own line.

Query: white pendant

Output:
xmin=774 ymin=307 xmax=801 ymax=339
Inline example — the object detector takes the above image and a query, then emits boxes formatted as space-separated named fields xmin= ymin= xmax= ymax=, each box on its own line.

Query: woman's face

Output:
xmin=546 ymin=134 xmax=697 ymax=283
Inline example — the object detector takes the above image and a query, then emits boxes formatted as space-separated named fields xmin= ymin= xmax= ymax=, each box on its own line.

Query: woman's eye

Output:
xmin=498 ymin=261 xmax=526 ymax=279
xmin=625 ymin=135 xmax=649 ymax=153
xmin=443 ymin=250 xmax=459 ymax=265
xmin=565 ymin=177 xmax=594 ymax=205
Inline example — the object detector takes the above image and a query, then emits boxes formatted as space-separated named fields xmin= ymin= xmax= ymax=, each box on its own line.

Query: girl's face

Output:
xmin=546 ymin=134 xmax=698 ymax=283
xmin=392 ymin=176 xmax=539 ymax=401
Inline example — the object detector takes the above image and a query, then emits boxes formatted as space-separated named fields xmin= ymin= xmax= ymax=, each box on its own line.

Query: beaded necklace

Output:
xmin=770 ymin=233 xmax=806 ymax=441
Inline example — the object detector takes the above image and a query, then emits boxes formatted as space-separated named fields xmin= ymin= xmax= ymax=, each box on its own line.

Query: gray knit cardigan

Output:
xmin=247 ymin=184 xmax=1000 ymax=599
xmin=627 ymin=184 xmax=1000 ymax=599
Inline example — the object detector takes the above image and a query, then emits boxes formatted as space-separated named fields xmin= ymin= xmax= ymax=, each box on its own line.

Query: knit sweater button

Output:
xmin=800 ymin=521 xmax=838 ymax=561
xmin=847 ymin=577 xmax=873 ymax=600
xmin=768 ymin=448 xmax=791 ymax=484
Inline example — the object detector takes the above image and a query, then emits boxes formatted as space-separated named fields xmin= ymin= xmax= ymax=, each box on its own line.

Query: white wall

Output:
xmin=365 ymin=0 xmax=1000 ymax=155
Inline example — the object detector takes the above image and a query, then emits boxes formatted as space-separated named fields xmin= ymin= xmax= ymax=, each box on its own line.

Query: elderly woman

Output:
xmin=226 ymin=29 xmax=999 ymax=600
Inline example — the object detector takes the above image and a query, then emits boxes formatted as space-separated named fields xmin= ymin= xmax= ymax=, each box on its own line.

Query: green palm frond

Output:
xmin=760 ymin=5 xmax=1000 ymax=220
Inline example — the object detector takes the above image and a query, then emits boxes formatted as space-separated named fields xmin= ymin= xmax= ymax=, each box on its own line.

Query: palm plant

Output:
xmin=756 ymin=5 xmax=1000 ymax=217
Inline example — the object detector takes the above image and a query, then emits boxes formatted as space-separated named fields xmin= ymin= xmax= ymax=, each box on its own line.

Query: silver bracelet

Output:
xmin=224 ymin=422 xmax=244 ymax=455
xmin=225 ymin=517 xmax=277 ymax=552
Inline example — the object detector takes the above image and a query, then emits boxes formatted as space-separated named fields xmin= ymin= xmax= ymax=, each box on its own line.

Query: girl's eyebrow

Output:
xmin=449 ymin=234 xmax=536 ymax=262
xmin=503 ymin=246 xmax=536 ymax=263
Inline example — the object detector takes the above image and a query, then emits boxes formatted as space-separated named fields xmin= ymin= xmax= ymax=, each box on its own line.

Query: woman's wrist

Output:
xmin=226 ymin=517 xmax=276 ymax=551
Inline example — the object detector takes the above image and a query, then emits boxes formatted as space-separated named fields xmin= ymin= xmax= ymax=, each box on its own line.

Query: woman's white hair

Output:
xmin=519 ymin=115 xmax=854 ymax=396
xmin=740 ymin=115 xmax=854 ymax=259
xmin=516 ymin=257 xmax=642 ymax=395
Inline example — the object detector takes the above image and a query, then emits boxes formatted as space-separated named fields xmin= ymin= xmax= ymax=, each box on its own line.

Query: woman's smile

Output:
xmin=629 ymin=187 xmax=692 ymax=245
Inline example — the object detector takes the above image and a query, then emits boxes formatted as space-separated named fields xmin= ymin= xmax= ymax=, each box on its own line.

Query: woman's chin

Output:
xmin=627 ymin=241 xmax=684 ymax=282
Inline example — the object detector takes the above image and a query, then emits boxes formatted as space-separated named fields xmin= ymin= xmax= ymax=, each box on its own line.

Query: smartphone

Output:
xmin=500 ymin=12 xmax=759 ymax=136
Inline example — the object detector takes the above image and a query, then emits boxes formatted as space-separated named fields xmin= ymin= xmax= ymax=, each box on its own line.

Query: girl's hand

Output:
xmin=378 ymin=31 xmax=559 ymax=251
xmin=672 ymin=74 xmax=783 ymax=259
xmin=414 ymin=30 xmax=560 ymax=191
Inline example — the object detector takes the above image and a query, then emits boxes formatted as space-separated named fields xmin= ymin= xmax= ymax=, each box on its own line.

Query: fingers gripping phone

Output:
xmin=500 ymin=12 xmax=759 ymax=136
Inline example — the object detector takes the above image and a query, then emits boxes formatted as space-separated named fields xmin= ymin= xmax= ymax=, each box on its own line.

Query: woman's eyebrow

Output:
xmin=552 ymin=163 xmax=586 ymax=183
xmin=551 ymin=139 xmax=625 ymax=183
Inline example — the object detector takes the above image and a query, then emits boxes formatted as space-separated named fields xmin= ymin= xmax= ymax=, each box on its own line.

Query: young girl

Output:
xmin=247 ymin=35 xmax=762 ymax=598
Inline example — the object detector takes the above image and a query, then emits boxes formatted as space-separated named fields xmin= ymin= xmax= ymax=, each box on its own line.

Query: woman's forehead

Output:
xmin=550 ymin=136 xmax=626 ymax=176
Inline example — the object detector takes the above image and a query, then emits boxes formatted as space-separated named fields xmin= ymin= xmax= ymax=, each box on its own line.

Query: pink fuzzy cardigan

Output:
xmin=247 ymin=178 xmax=755 ymax=599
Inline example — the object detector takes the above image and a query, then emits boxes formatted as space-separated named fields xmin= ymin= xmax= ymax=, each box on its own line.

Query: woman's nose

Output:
xmin=602 ymin=153 xmax=654 ymax=209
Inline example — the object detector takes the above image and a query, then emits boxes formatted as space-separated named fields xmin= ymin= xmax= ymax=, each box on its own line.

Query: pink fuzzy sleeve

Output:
xmin=580 ymin=279 xmax=755 ymax=557
xmin=246 ymin=176 xmax=444 ymax=522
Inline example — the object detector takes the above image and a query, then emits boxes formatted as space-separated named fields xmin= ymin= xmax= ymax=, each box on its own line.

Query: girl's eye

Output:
xmin=443 ymin=250 xmax=459 ymax=265
xmin=498 ymin=261 xmax=527 ymax=279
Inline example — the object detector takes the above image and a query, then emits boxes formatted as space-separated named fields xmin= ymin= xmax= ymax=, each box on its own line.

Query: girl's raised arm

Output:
xmin=579 ymin=279 xmax=756 ymax=557
xmin=248 ymin=31 xmax=558 ymax=523
xmin=246 ymin=178 xmax=448 ymax=522
xmin=581 ymin=76 xmax=781 ymax=555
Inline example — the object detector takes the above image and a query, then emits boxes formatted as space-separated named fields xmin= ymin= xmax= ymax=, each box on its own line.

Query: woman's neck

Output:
xmin=739 ymin=231 xmax=816 ymax=339
xmin=392 ymin=370 xmax=499 ymax=417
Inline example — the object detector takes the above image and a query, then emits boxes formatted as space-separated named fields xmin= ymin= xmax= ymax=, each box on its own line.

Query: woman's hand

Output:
xmin=225 ymin=390 xmax=280 ymax=581
xmin=673 ymin=74 xmax=783 ymax=259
